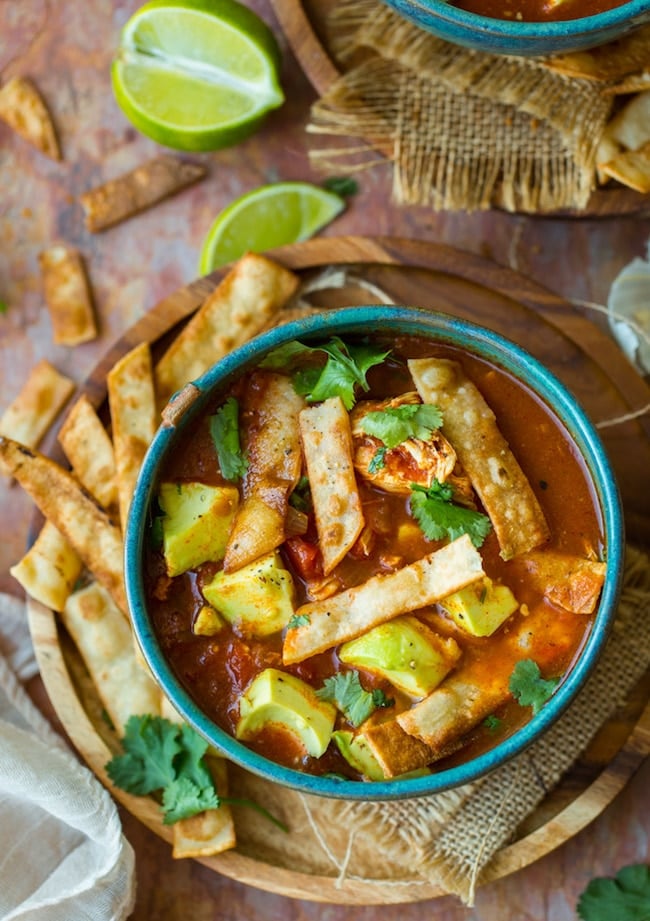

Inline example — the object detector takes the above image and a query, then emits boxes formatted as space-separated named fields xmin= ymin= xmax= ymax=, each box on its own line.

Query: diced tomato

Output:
xmin=284 ymin=536 xmax=323 ymax=581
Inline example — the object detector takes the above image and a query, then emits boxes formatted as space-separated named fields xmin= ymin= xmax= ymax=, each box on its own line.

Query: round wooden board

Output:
xmin=270 ymin=0 xmax=650 ymax=218
xmin=28 ymin=237 xmax=650 ymax=904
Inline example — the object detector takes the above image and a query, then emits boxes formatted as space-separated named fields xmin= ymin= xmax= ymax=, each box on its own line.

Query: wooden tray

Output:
xmin=270 ymin=0 xmax=650 ymax=218
xmin=28 ymin=237 xmax=650 ymax=904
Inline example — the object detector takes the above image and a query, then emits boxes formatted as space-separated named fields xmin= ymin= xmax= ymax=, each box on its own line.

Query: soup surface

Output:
xmin=452 ymin=0 xmax=628 ymax=21
xmin=145 ymin=334 xmax=605 ymax=782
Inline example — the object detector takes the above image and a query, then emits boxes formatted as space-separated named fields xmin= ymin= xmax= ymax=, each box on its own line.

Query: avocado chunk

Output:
xmin=333 ymin=730 xmax=432 ymax=781
xmin=440 ymin=577 xmax=519 ymax=637
xmin=192 ymin=604 xmax=226 ymax=636
xmin=202 ymin=551 xmax=295 ymax=637
xmin=339 ymin=615 xmax=461 ymax=698
xmin=236 ymin=668 xmax=336 ymax=758
xmin=159 ymin=481 xmax=238 ymax=577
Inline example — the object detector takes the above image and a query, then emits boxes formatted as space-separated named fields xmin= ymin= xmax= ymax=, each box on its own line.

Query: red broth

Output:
xmin=144 ymin=335 xmax=604 ymax=780
xmin=451 ymin=0 xmax=628 ymax=21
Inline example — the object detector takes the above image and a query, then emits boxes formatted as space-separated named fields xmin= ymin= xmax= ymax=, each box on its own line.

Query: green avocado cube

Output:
xmin=236 ymin=668 xmax=336 ymax=758
xmin=202 ymin=551 xmax=296 ymax=637
xmin=339 ymin=615 xmax=461 ymax=698
xmin=159 ymin=481 xmax=238 ymax=577
xmin=440 ymin=578 xmax=519 ymax=637
xmin=192 ymin=604 xmax=226 ymax=636
xmin=332 ymin=730 xmax=432 ymax=782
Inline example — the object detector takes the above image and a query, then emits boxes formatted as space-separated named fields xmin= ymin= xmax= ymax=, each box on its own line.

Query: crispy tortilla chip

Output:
xmin=107 ymin=342 xmax=157 ymax=531
xmin=600 ymin=141 xmax=650 ymax=193
xmin=0 ymin=359 xmax=74 ymax=453
xmin=283 ymin=535 xmax=484 ymax=664
xmin=58 ymin=394 xmax=118 ymax=510
xmin=542 ymin=25 xmax=650 ymax=82
xmin=155 ymin=253 xmax=299 ymax=406
xmin=361 ymin=720 xmax=435 ymax=778
xmin=80 ymin=155 xmax=206 ymax=233
xmin=519 ymin=550 xmax=607 ymax=614
xmin=0 ymin=437 xmax=127 ymax=613
xmin=605 ymin=91 xmax=650 ymax=151
xmin=596 ymin=133 xmax=623 ymax=184
xmin=224 ymin=372 xmax=305 ymax=572
xmin=39 ymin=245 xmax=98 ymax=346
xmin=605 ymin=72 xmax=650 ymax=95
xmin=10 ymin=520 xmax=82 ymax=612
xmin=172 ymin=758 xmax=236 ymax=858
xmin=409 ymin=358 xmax=550 ymax=561
xmin=62 ymin=582 xmax=161 ymax=735
xmin=0 ymin=76 xmax=60 ymax=160
xmin=299 ymin=396 xmax=365 ymax=575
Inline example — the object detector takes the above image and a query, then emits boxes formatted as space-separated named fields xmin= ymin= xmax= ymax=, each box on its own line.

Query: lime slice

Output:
xmin=199 ymin=182 xmax=346 ymax=272
xmin=111 ymin=0 xmax=284 ymax=151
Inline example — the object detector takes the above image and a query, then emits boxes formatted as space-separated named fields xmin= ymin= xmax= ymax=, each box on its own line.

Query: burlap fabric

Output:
xmin=296 ymin=546 xmax=650 ymax=905
xmin=307 ymin=0 xmax=615 ymax=211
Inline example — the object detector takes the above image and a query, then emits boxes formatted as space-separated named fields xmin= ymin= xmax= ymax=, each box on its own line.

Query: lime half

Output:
xmin=199 ymin=182 xmax=346 ymax=272
xmin=111 ymin=0 xmax=284 ymax=151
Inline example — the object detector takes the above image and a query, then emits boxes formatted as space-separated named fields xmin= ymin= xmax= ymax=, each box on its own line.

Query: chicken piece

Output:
xmin=350 ymin=392 xmax=462 ymax=495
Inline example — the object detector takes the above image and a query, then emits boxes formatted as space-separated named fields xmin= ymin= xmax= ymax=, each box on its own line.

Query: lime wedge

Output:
xmin=111 ymin=0 xmax=284 ymax=151
xmin=199 ymin=182 xmax=346 ymax=272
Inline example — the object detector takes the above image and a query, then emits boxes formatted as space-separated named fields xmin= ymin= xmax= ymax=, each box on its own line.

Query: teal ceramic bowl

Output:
xmin=382 ymin=0 xmax=650 ymax=55
xmin=125 ymin=306 xmax=624 ymax=801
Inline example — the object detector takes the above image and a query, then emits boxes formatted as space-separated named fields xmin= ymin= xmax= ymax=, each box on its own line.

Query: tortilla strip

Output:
xmin=519 ymin=550 xmax=606 ymax=614
xmin=605 ymin=72 xmax=650 ymax=96
xmin=80 ymin=155 xmax=207 ymax=232
xmin=0 ymin=76 xmax=60 ymax=160
xmin=224 ymin=372 xmax=305 ymax=572
xmin=299 ymin=396 xmax=365 ymax=575
xmin=409 ymin=358 xmax=550 ymax=561
xmin=0 ymin=359 xmax=74 ymax=454
xmin=604 ymin=91 xmax=650 ymax=152
xmin=39 ymin=245 xmax=98 ymax=346
xmin=62 ymin=582 xmax=160 ymax=735
xmin=0 ymin=437 xmax=127 ymax=614
xmin=107 ymin=342 xmax=157 ymax=531
xmin=58 ymin=394 xmax=118 ymax=510
xmin=283 ymin=535 xmax=484 ymax=664
xmin=10 ymin=520 xmax=82 ymax=612
xmin=541 ymin=25 xmax=650 ymax=82
xmin=361 ymin=721 xmax=435 ymax=778
xmin=599 ymin=141 xmax=650 ymax=194
xmin=155 ymin=253 xmax=299 ymax=406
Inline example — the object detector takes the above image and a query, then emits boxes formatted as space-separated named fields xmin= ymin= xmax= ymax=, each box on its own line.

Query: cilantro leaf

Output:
xmin=162 ymin=776 xmax=220 ymax=824
xmin=106 ymin=715 xmax=182 ymax=795
xmin=360 ymin=403 xmax=443 ymax=448
xmin=508 ymin=659 xmax=560 ymax=715
xmin=316 ymin=671 xmax=393 ymax=727
xmin=483 ymin=714 xmax=502 ymax=733
xmin=322 ymin=176 xmax=359 ymax=197
xmin=260 ymin=341 xmax=311 ymax=370
xmin=577 ymin=864 xmax=650 ymax=921
xmin=368 ymin=446 xmax=387 ymax=474
xmin=0 ymin=300 xmax=8 ymax=314
xmin=410 ymin=481 xmax=492 ymax=548
xmin=209 ymin=397 xmax=248 ymax=482
xmin=289 ymin=475 xmax=312 ymax=513
xmin=287 ymin=613 xmax=310 ymax=629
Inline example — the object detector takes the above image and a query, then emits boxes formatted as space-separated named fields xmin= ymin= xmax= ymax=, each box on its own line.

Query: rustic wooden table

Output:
xmin=1 ymin=2 xmax=649 ymax=919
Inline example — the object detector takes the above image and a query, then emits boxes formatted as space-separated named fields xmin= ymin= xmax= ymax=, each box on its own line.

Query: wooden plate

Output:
xmin=270 ymin=0 xmax=650 ymax=218
xmin=28 ymin=237 xmax=650 ymax=904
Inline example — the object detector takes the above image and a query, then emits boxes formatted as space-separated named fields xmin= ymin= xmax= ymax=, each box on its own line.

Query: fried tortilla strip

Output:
xmin=10 ymin=520 xmax=82 ymax=612
xmin=519 ymin=550 xmax=607 ymax=614
xmin=80 ymin=155 xmax=207 ymax=232
xmin=39 ymin=245 xmax=98 ymax=346
xmin=0 ymin=359 xmax=74 ymax=453
xmin=299 ymin=396 xmax=364 ymax=575
xmin=0 ymin=437 xmax=127 ymax=614
xmin=224 ymin=371 xmax=305 ymax=572
xmin=0 ymin=76 xmax=60 ymax=160
xmin=541 ymin=25 xmax=650 ymax=82
xmin=361 ymin=720 xmax=435 ymax=778
xmin=605 ymin=72 xmax=650 ymax=95
xmin=409 ymin=358 xmax=550 ymax=561
xmin=599 ymin=140 xmax=650 ymax=194
xmin=155 ymin=253 xmax=299 ymax=406
xmin=604 ymin=91 xmax=650 ymax=152
xmin=283 ymin=535 xmax=484 ymax=664
xmin=58 ymin=394 xmax=118 ymax=510
xmin=107 ymin=342 xmax=157 ymax=531
xmin=62 ymin=582 xmax=161 ymax=735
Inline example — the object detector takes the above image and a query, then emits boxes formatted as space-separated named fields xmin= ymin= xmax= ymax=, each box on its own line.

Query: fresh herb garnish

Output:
xmin=577 ymin=864 xmax=650 ymax=921
xmin=209 ymin=397 xmax=248 ymax=482
xmin=316 ymin=671 xmax=393 ymax=728
xmin=0 ymin=300 xmax=8 ymax=315
xmin=287 ymin=613 xmax=310 ymax=629
xmin=106 ymin=715 xmax=287 ymax=830
xmin=508 ymin=659 xmax=559 ymax=715
xmin=360 ymin=403 xmax=443 ymax=448
xmin=368 ymin=446 xmax=387 ymax=474
xmin=322 ymin=176 xmax=359 ymax=198
xmin=289 ymin=475 xmax=312 ymax=512
xmin=410 ymin=480 xmax=491 ymax=548
xmin=483 ymin=714 xmax=502 ymax=733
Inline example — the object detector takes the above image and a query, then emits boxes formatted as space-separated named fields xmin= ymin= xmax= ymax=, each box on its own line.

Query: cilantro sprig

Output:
xmin=577 ymin=864 xmax=650 ymax=921
xmin=360 ymin=403 xmax=443 ymax=448
xmin=106 ymin=715 xmax=286 ymax=830
xmin=316 ymin=670 xmax=393 ymax=727
xmin=410 ymin=480 xmax=491 ymax=548
xmin=209 ymin=397 xmax=248 ymax=482
xmin=261 ymin=337 xmax=390 ymax=410
xmin=508 ymin=659 xmax=560 ymax=715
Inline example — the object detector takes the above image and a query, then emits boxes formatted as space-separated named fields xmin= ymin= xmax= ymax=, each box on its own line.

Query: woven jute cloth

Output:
xmin=299 ymin=546 xmax=650 ymax=905
xmin=307 ymin=0 xmax=615 ymax=211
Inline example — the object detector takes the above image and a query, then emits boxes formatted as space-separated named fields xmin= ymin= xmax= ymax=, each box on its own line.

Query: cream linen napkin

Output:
xmin=0 ymin=591 xmax=136 ymax=921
